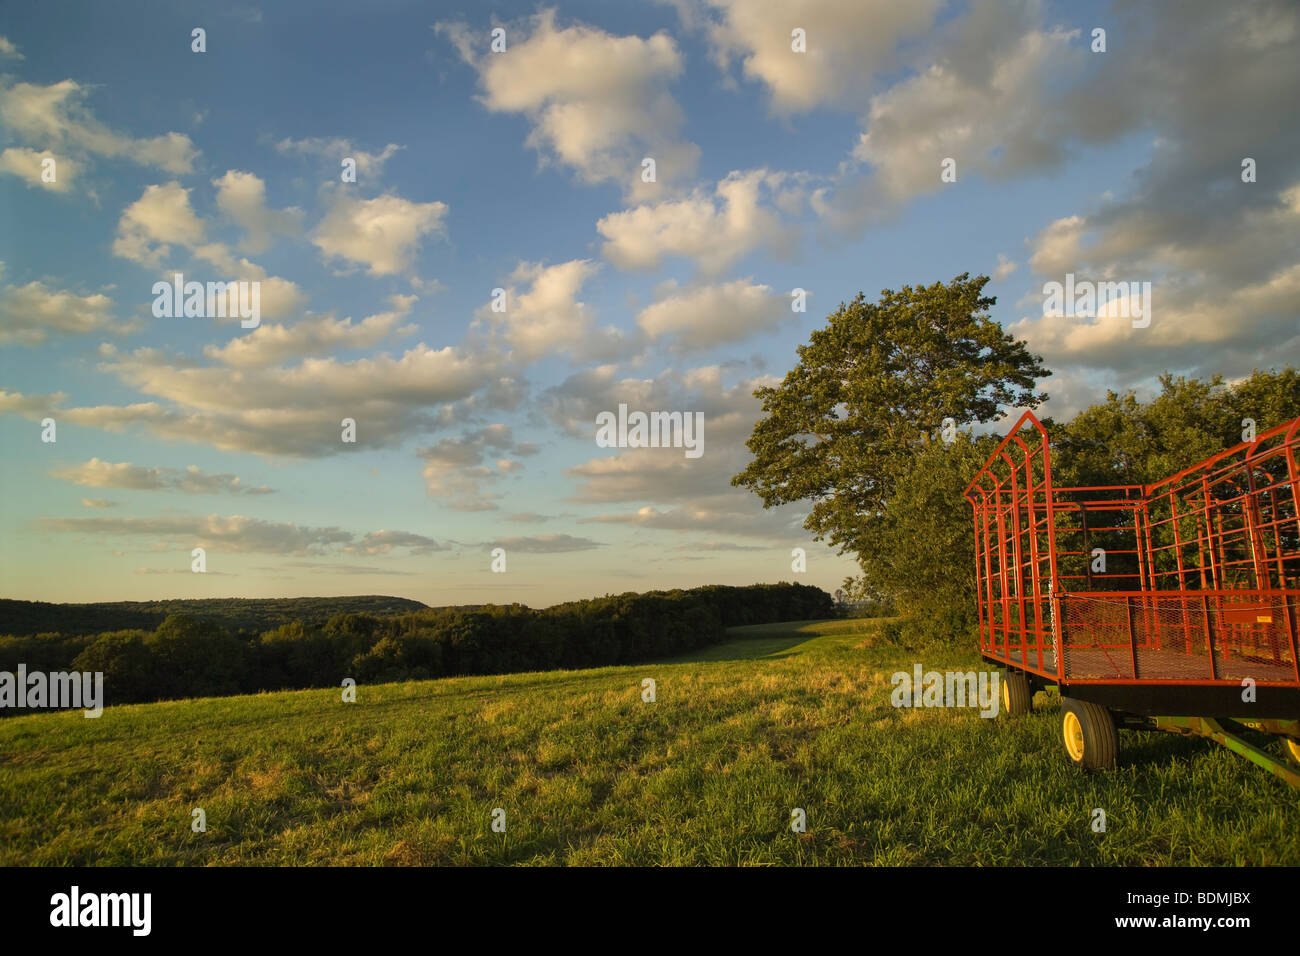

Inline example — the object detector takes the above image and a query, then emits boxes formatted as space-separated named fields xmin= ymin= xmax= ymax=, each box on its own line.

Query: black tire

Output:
xmin=1001 ymin=669 xmax=1033 ymax=717
xmin=1060 ymin=697 xmax=1118 ymax=771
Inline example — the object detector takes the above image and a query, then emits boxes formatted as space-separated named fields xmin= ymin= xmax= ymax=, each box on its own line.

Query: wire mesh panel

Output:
xmin=966 ymin=412 xmax=1300 ymax=689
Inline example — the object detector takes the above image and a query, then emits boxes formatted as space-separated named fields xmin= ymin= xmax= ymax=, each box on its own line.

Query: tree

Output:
xmin=855 ymin=432 xmax=1001 ymax=623
xmin=732 ymin=273 xmax=1048 ymax=558
xmin=1055 ymin=369 xmax=1300 ymax=489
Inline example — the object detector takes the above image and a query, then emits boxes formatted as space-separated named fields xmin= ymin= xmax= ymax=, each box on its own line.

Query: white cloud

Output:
xmin=212 ymin=170 xmax=303 ymax=253
xmin=597 ymin=169 xmax=788 ymax=275
xmin=0 ymin=78 xmax=197 ymax=173
xmin=636 ymin=279 xmax=789 ymax=352
xmin=439 ymin=9 xmax=698 ymax=198
xmin=850 ymin=25 xmax=1082 ymax=203
xmin=0 ymin=35 xmax=24 ymax=59
xmin=274 ymin=137 xmax=405 ymax=181
xmin=539 ymin=364 xmax=802 ymax=539
xmin=0 ymin=332 xmax=511 ymax=458
xmin=349 ymin=529 xmax=447 ymax=556
xmin=417 ymin=424 xmax=537 ymax=511
xmin=993 ymin=254 xmax=1017 ymax=282
xmin=475 ymin=259 xmax=630 ymax=363
xmin=36 ymin=514 xmax=353 ymax=555
xmin=112 ymin=181 xmax=207 ymax=267
xmin=203 ymin=295 xmax=417 ymax=368
xmin=1004 ymin=0 xmax=1300 ymax=382
xmin=112 ymin=181 xmax=307 ymax=320
xmin=0 ymin=280 xmax=129 ymax=345
xmin=311 ymin=190 xmax=448 ymax=276
xmin=699 ymin=0 xmax=941 ymax=112
xmin=50 ymin=458 xmax=275 ymax=495
xmin=0 ymin=147 xmax=78 ymax=192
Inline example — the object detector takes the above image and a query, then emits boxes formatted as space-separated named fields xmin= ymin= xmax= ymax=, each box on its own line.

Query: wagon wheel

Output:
xmin=1285 ymin=737 xmax=1300 ymax=769
xmin=1061 ymin=698 xmax=1118 ymax=771
xmin=1001 ymin=670 xmax=1032 ymax=717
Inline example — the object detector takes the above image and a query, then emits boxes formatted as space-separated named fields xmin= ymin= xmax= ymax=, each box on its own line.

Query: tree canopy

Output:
xmin=732 ymin=273 xmax=1048 ymax=557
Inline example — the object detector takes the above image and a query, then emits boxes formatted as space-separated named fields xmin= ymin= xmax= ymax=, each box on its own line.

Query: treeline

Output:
xmin=854 ymin=368 xmax=1300 ymax=644
xmin=0 ymin=595 xmax=429 ymax=638
xmin=0 ymin=582 xmax=833 ymax=709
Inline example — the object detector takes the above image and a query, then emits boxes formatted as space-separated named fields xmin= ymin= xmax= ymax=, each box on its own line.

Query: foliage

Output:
xmin=732 ymin=273 xmax=1047 ymax=558
xmin=0 ymin=583 xmax=834 ymax=711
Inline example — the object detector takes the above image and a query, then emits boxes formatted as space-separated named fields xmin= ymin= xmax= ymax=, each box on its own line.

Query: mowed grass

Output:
xmin=1 ymin=618 xmax=1297 ymax=865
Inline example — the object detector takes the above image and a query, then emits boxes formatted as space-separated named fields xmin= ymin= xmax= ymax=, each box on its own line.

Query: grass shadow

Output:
xmin=665 ymin=634 xmax=818 ymax=664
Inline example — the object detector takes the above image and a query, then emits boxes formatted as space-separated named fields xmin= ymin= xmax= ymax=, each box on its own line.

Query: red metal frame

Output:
xmin=964 ymin=412 xmax=1300 ymax=690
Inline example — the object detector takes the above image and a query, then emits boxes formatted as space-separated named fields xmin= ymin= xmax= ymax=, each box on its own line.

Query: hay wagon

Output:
xmin=964 ymin=411 xmax=1300 ymax=786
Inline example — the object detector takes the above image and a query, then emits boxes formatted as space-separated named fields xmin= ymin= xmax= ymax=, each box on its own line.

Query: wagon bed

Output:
xmin=964 ymin=410 xmax=1300 ymax=783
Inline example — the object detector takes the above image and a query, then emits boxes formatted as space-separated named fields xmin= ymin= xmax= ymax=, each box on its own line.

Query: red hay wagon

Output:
xmin=964 ymin=411 xmax=1300 ymax=786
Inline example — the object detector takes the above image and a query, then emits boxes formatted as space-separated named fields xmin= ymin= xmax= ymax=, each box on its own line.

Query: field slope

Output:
xmin=1 ymin=618 xmax=1296 ymax=865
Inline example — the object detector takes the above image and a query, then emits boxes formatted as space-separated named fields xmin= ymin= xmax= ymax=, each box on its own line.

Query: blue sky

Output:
xmin=2 ymin=0 xmax=1297 ymax=605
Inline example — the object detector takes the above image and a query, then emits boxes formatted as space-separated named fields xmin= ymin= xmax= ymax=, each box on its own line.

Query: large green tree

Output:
xmin=732 ymin=273 xmax=1048 ymax=558
xmin=1054 ymin=368 xmax=1300 ymax=488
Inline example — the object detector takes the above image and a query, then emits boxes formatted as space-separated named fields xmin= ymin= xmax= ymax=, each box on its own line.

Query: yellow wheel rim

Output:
xmin=1002 ymin=679 xmax=1010 ymax=712
xmin=1286 ymin=738 xmax=1300 ymax=764
xmin=1063 ymin=710 xmax=1085 ymax=762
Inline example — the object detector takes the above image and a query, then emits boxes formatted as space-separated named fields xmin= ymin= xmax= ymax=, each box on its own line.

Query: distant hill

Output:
xmin=0 ymin=595 xmax=430 ymax=637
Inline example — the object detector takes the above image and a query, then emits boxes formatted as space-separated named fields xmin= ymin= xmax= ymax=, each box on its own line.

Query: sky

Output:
xmin=1 ymin=0 xmax=1297 ymax=607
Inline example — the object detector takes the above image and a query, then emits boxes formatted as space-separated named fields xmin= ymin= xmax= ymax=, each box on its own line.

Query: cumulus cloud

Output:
xmin=0 ymin=280 xmax=130 ymax=345
xmin=0 ymin=35 xmax=23 ymax=59
xmin=274 ymin=137 xmax=405 ymax=181
xmin=112 ymin=181 xmax=206 ymax=267
xmin=212 ymin=169 xmax=304 ymax=253
xmin=474 ymin=259 xmax=631 ymax=362
xmin=0 ymin=331 xmax=509 ymax=457
xmin=850 ymin=21 xmax=1084 ymax=202
xmin=349 ymin=529 xmax=447 ymax=556
xmin=311 ymin=190 xmax=448 ymax=276
xmin=597 ymin=169 xmax=790 ymax=275
xmin=0 ymin=78 xmax=198 ymax=173
xmin=1005 ymin=0 xmax=1300 ymax=383
xmin=802 ymin=1 xmax=1134 ymax=237
xmin=417 ymin=424 xmax=538 ymax=511
xmin=111 ymin=181 xmax=307 ymax=320
xmin=697 ymin=0 xmax=941 ymax=112
xmin=0 ymin=147 xmax=78 ymax=192
xmin=993 ymin=254 xmax=1017 ymax=282
xmin=636 ymin=279 xmax=789 ymax=352
xmin=438 ymin=9 xmax=698 ymax=199
xmin=541 ymin=364 xmax=804 ymax=539
xmin=202 ymin=294 xmax=417 ymax=368
xmin=50 ymin=458 xmax=275 ymax=495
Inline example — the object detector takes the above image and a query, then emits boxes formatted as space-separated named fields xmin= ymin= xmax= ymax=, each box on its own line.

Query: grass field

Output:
xmin=1 ymin=618 xmax=1297 ymax=865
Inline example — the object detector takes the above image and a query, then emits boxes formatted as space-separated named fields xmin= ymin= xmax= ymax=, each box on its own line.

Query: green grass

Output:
xmin=1 ymin=618 xmax=1296 ymax=865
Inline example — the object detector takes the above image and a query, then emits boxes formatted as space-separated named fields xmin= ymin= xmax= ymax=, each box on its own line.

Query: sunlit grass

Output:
xmin=1 ymin=618 xmax=1296 ymax=865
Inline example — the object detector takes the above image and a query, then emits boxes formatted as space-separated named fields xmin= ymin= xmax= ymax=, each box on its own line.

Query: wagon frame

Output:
xmin=963 ymin=410 xmax=1300 ymax=786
